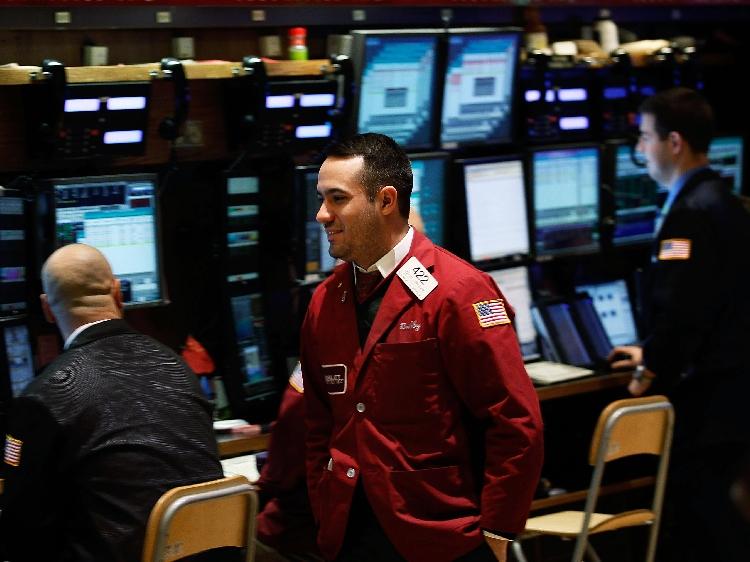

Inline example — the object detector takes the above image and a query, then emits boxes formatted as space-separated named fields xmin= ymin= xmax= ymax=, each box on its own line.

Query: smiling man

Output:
xmin=301 ymin=133 xmax=543 ymax=562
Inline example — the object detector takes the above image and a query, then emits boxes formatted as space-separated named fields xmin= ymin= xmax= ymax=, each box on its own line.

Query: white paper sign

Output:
xmin=397 ymin=256 xmax=438 ymax=301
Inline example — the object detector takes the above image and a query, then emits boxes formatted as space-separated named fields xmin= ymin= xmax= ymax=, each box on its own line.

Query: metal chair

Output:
xmin=512 ymin=395 xmax=674 ymax=562
xmin=141 ymin=474 xmax=258 ymax=562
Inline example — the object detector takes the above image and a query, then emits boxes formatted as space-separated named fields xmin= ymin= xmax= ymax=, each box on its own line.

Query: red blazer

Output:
xmin=302 ymin=231 xmax=543 ymax=561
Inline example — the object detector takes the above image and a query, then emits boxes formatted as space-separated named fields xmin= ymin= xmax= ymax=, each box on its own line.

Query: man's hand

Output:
xmin=485 ymin=535 xmax=508 ymax=562
xmin=229 ymin=424 xmax=262 ymax=437
xmin=607 ymin=345 xmax=643 ymax=370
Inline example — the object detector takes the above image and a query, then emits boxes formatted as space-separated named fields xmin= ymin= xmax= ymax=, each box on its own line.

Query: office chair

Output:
xmin=512 ymin=395 xmax=674 ymax=562
xmin=141 ymin=474 xmax=258 ymax=562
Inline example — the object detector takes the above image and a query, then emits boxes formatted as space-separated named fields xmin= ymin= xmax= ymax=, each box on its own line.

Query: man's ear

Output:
xmin=378 ymin=186 xmax=399 ymax=216
xmin=40 ymin=294 xmax=56 ymax=324
xmin=112 ymin=278 xmax=124 ymax=314
xmin=668 ymin=131 xmax=684 ymax=154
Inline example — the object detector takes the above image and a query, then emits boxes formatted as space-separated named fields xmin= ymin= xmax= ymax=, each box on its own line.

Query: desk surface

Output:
xmin=217 ymin=432 xmax=270 ymax=459
xmin=535 ymin=371 xmax=632 ymax=402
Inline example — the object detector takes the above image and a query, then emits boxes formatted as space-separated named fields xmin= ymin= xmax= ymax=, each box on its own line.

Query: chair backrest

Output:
xmin=141 ymin=474 xmax=258 ymax=562
xmin=588 ymin=394 xmax=673 ymax=465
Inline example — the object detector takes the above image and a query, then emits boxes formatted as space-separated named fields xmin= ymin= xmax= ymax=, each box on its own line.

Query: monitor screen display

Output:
xmin=489 ymin=266 xmax=538 ymax=360
xmin=409 ymin=153 xmax=447 ymax=245
xmin=576 ymin=279 xmax=638 ymax=346
xmin=570 ymin=295 xmax=612 ymax=362
xmin=463 ymin=157 xmax=529 ymax=263
xmin=354 ymin=31 xmax=439 ymax=150
xmin=52 ymin=174 xmax=163 ymax=306
xmin=2 ymin=321 xmax=34 ymax=398
xmin=226 ymin=176 xmax=261 ymax=286
xmin=440 ymin=29 xmax=520 ymax=148
xmin=612 ymin=143 xmax=660 ymax=245
xmin=532 ymin=146 xmax=600 ymax=256
xmin=709 ymin=135 xmax=744 ymax=194
xmin=229 ymin=292 xmax=272 ymax=386
xmin=0 ymin=197 xmax=27 ymax=315
xmin=298 ymin=168 xmax=336 ymax=277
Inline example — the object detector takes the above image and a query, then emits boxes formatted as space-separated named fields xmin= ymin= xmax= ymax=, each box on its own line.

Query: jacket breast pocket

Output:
xmin=370 ymin=338 xmax=443 ymax=424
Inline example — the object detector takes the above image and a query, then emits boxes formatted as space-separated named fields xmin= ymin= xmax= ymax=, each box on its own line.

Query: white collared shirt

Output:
xmin=64 ymin=319 xmax=114 ymax=350
xmin=354 ymin=226 xmax=414 ymax=283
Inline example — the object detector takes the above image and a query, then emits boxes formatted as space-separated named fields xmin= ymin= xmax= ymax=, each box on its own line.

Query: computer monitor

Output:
xmin=224 ymin=174 xmax=275 ymax=400
xmin=708 ymin=135 xmax=744 ymax=194
xmin=440 ymin=28 xmax=521 ymax=149
xmin=576 ymin=279 xmax=639 ymax=346
xmin=541 ymin=301 xmax=594 ymax=368
xmin=295 ymin=166 xmax=336 ymax=278
xmin=531 ymin=145 xmax=600 ymax=257
xmin=50 ymin=174 xmax=165 ymax=306
xmin=488 ymin=266 xmax=539 ymax=361
xmin=461 ymin=156 xmax=530 ymax=265
xmin=0 ymin=196 xmax=28 ymax=316
xmin=351 ymin=29 xmax=440 ymax=150
xmin=409 ymin=153 xmax=448 ymax=245
xmin=610 ymin=142 xmax=660 ymax=245
xmin=569 ymin=295 xmax=613 ymax=364
xmin=0 ymin=319 xmax=35 ymax=400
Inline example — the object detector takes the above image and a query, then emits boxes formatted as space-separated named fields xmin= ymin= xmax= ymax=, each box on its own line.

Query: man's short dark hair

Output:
xmin=639 ymin=87 xmax=714 ymax=154
xmin=325 ymin=133 xmax=413 ymax=219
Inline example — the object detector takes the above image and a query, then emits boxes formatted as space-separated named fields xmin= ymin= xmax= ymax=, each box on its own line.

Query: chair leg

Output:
xmin=584 ymin=542 xmax=602 ymax=562
xmin=511 ymin=540 xmax=530 ymax=562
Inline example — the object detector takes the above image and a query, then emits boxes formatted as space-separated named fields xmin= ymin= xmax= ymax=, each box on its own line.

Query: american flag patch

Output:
xmin=4 ymin=435 xmax=22 ymax=467
xmin=289 ymin=361 xmax=304 ymax=394
xmin=472 ymin=299 xmax=511 ymax=328
xmin=658 ymin=238 xmax=691 ymax=260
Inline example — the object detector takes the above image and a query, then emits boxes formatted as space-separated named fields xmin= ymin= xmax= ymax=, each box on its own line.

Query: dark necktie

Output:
xmin=356 ymin=269 xmax=383 ymax=304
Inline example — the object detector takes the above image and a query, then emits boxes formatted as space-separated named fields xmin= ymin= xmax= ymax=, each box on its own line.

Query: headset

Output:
xmin=159 ymin=57 xmax=190 ymax=141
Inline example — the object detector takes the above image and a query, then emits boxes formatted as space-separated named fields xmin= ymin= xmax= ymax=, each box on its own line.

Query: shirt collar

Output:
xmin=661 ymin=165 xmax=709 ymax=217
xmin=354 ymin=226 xmax=414 ymax=281
xmin=64 ymin=319 xmax=114 ymax=350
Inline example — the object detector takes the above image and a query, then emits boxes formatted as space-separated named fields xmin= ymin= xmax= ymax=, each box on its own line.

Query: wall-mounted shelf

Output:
xmin=0 ymin=59 xmax=333 ymax=86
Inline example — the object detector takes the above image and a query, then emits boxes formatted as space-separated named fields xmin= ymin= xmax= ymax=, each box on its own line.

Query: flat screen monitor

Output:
xmin=352 ymin=30 xmax=440 ymax=150
xmin=440 ymin=28 xmax=520 ymax=148
xmin=296 ymin=166 xmax=336 ymax=278
xmin=543 ymin=301 xmax=594 ymax=367
xmin=576 ymin=279 xmax=639 ymax=346
xmin=51 ymin=174 xmax=164 ymax=306
xmin=708 ymin=135 xmax=744 ymax=194
xmin=0 ymin=197 xmax=27 ymax=316
xmin=532 ymin=145 xmax=600 ymax=257
xmin=611 ymin=143 xmax=660 ymax=245
xmin=462 ymin=156 xmax=530 ymax=265
xmin=489 ymin=266 xmax=539 ymax=361
xmin=570 ymin=295 xmax=613 ymax=363
xmin=409 ymin=153 xmax=448 ymax=245
xmin=1 ymin=319 xmax=35 ymax=399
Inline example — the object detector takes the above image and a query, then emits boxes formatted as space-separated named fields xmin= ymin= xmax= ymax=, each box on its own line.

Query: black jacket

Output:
xmin=642 ymin=168 xmax=750 ymax=446
xmin=0 ymin=320 xmax=223 ymax=562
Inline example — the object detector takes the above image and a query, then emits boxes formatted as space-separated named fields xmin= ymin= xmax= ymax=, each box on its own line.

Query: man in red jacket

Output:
xmin=301 ymin=133 xmax=543 ymax=562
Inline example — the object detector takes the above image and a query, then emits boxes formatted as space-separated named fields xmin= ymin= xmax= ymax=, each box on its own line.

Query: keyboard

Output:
xmin=525 ymin=361 xmax=594 ymax=385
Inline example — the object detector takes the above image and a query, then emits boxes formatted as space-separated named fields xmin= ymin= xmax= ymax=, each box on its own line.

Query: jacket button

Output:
xmin=356 ymin=402 xmax=366 ymax=413
xmin=346 ymin=468 xmax=356 ymax=478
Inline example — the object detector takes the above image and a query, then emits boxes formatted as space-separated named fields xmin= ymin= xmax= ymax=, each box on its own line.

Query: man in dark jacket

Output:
xmin=0 ymin=243 xmax=223 ymax=562
xmin=609 ymin=88 xmax=750 ymax=561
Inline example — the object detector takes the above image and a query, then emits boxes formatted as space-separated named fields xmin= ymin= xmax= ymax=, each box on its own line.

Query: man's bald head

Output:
xmin=41 ymin=244 xmax=123 ymax=335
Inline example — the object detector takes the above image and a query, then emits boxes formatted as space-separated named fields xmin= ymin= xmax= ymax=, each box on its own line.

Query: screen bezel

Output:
xmin=439 ymin=27 xmax=522 ymax=150
xmin=47 ymin=172 xmax=167 ymax=309
xmin=528 ymin=142 xmax=602 ymax=259
xmin=350 ymin=28 xmax=442 ymax=152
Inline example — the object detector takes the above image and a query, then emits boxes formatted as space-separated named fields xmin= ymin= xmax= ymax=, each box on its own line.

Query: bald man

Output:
xmin=0 ymin=244 xmax=223 ymax=562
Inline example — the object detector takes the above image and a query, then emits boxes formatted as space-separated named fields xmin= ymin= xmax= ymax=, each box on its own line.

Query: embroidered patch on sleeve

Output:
xmin=472 ymin=299 xmax=511 ymax=328
xmin=658 ymin=238 xmax=691 ymax=260
xmin=4 ymin=435 xmax=22 ymax=467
